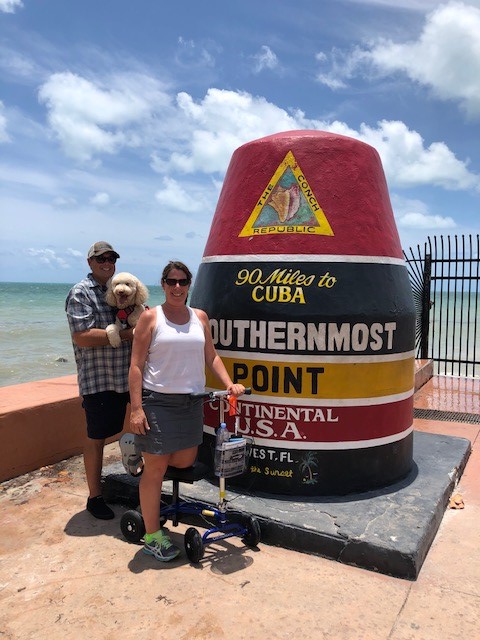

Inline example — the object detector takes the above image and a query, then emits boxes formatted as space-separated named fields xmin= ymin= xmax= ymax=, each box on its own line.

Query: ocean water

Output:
xmin=429 ymin=291 xmax=479 ymax=377
xmin=0 ymin=282 xmax=165 ymax=388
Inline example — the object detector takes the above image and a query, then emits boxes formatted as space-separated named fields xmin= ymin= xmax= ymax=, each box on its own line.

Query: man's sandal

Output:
xmin=119 ymin=433 xmax=144 ymax=477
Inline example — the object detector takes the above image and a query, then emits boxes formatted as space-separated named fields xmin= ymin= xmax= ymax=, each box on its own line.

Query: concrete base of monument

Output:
xmin=103 ymin=430 xmax=470 ymax=580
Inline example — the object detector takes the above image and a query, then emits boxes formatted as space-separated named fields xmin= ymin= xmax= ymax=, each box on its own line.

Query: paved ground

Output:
xmin=103 ymin=429 xmax=471 ymax=581
xmin=0 ymin=375 xmax=479 ymax=640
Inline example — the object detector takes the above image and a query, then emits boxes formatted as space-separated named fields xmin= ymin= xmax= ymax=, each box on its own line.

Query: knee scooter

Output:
xmin=119 ymin=388 xmax=260 ymax=563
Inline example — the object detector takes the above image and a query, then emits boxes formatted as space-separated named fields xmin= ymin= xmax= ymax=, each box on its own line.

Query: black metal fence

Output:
xmin=404 ymin=234 xmax=479 ymax=378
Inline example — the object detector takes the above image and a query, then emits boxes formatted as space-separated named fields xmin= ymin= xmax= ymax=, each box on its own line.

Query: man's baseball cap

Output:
xmin=87 ymin=241 xmax=120 ymax=259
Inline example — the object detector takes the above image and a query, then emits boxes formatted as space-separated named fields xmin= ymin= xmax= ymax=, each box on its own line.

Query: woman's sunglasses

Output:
xmin=164 ymin=278 xmax=189 ymax=287
xmin=94 ymin=255 xmax=117 ymax=264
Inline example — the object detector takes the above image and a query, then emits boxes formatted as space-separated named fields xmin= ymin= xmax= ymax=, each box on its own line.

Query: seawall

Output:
xmin=0 ymin=375 xmax=129 ymax=482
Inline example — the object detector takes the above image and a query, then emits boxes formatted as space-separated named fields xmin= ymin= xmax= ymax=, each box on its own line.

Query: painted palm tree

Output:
xmin=299 ymin=452 xmax=318 ymax=485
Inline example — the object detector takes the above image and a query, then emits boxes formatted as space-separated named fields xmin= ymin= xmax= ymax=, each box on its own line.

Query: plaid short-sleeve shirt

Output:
xmin=65 ymin=273 xmax=132 ymax=396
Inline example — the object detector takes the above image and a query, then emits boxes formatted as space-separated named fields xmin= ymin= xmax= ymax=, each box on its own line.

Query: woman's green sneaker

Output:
xmin=143 ymin=530 xmax=180 ymax=562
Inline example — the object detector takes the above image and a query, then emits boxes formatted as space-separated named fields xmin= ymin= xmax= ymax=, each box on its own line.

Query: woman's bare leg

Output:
xmin=139 ymin=447 xmax=198 ymax=534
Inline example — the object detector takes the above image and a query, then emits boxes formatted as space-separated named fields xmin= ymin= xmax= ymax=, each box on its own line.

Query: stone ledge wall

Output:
xmin=0 ymin=375 xmax=128 ymax=482
xmin=414 ymin=359 xmax=434 ymax=392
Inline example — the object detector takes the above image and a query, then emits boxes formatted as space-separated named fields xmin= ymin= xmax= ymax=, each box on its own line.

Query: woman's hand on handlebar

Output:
xmin=129 ymin=407 xmax=150 ymax=435
xmin=227 ymin=383 xmax=246 ymax=397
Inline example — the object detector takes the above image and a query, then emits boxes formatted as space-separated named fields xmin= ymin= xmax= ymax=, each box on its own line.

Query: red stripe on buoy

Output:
xmin=204 ymin=131 xmax=403 ymax=259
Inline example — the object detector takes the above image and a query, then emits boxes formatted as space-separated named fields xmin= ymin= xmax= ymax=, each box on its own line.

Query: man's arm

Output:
xmin=73 ymin=326 xmax=134 ymax=348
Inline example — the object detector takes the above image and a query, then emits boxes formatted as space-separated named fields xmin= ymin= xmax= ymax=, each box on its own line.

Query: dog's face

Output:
xmin=106 ymin=272 xmax=148 ymax=309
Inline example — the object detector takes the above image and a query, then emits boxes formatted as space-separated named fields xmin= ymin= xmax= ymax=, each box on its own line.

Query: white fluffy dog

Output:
xmin=105 ymin=272 xmax=149 ymax=348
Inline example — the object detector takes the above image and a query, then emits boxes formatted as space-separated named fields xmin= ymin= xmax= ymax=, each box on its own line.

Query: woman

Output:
xmin=128 ymin=260 xmax=245 ymax=561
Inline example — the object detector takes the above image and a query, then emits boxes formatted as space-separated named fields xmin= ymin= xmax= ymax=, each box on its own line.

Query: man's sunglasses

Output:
xmin=94 ymin=255 xmax=117 ymax=264
xmin=164 ymin=278 xmax=189 ymax=287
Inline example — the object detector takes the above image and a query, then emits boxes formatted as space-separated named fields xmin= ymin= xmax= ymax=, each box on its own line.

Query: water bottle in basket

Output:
xmin=214 ymin=422 xmax=230 ymax=476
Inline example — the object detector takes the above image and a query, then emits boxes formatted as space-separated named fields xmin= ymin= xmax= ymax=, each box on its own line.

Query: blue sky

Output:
xmin=0 ymin=0 xmax=479 ymax=284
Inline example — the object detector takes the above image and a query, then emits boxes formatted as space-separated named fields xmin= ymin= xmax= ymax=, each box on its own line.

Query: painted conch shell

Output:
xmin=268 ymin=184 xmax=300 ymax=223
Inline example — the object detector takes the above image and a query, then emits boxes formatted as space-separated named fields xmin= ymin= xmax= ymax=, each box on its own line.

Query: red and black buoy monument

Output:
xmin=191 ymin=130 xmax=415 ymax=495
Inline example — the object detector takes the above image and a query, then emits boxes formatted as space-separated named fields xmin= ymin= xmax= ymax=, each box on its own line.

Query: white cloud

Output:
xmin=53 ymin=196 xmax=77 ymax=208
xmin=0 ymin=101 xmax=10 ymax=142
xmin=315 ymin=74 xmax=347 ymax=91
xmin=0 ymin=45 xmax=42 ymax=82
xmin=24 ymin=248 xmax=70 ymax=270
xmin=90 ymin=192 xmax=110 ymax=206
xmin=38 ymin=71 xmax=170 ymax=162
xmin=0 ymin=0 xmax=23 ymax=13
xmin=393 ymin=196 xmax=456 ymax=229
xmin=330 ymin=119 xmax=479 ymax=190
xmin=66 ymin=248 xmax=83 ymax=258
xmin=318 ymin=2 xmax=480 ymax=119
xmin=170 ymin=88 xmax=307 ymax=173
xmin=398 ymin=211 xmax=456 ymax=229
xmin=315 ymin=48 xmax=360 ymax=89
xmin=367 ymin=2 xmax=480 ymax=118
xmin=252 ymin=46 xmax=279 ymax=73
xmin=155 ymin=176 xmax=210 ymax=213
xmin=175 ymin=37 xmax=217 ymax=69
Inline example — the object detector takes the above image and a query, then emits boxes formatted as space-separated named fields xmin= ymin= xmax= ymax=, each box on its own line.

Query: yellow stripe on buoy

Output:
xmin=207 ymin=355 xmax=414 ymax=399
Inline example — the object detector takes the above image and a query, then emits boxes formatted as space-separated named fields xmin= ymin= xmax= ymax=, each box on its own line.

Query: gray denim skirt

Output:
xmin=135 ymin=389 xmax=204 ymax=455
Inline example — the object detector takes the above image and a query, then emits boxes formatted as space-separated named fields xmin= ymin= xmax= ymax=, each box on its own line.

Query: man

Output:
xmin=65 ymin=241 xmax=134 ymax=519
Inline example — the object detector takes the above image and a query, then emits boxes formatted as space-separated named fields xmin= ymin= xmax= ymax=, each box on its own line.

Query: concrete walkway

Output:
xmin=1 ymin=375 xmax=479 ymax=640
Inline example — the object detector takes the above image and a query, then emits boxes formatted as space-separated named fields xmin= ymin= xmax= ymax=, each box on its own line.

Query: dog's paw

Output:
xmin=106 ymin=324 xmax=122 ymax=348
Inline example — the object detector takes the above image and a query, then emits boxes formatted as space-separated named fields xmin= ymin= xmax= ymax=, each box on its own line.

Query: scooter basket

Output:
xmin=214 ymin=436 xmax=253 ymax=478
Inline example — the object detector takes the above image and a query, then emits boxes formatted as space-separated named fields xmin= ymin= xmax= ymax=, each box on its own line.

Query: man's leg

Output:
xmin=81 ymin=391 xmax=129 ymax=520
xmin=84 ymin=435 xmax=115 ymax=519
xmin=84 ymin=436 xmax=105 ymax=498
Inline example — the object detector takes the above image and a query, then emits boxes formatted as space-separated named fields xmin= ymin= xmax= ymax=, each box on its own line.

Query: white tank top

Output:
xmin=142 ymin=306 xmax=206 ymax=394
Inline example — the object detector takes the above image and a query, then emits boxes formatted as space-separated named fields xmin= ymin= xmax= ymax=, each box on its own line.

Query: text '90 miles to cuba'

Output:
xmin=235 ymin=267 xmax=336 ymax=303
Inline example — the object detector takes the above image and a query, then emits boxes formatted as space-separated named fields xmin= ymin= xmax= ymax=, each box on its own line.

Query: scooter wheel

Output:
xmin=120 ymin=510 xmax=145 ymax=544
xmin=184 ymin=527 xmax=204 ymax=563
xmin=242 ymin=515 xmax=261 ymax=547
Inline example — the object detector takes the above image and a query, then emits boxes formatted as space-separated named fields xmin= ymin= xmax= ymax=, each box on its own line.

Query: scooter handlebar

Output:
xmin=190 ymin=387 xmax=251 ymax=399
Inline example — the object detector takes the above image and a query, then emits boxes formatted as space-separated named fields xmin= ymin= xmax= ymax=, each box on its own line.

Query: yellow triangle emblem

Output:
xmin=239 ymin=151 xmax=334 ymax=237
